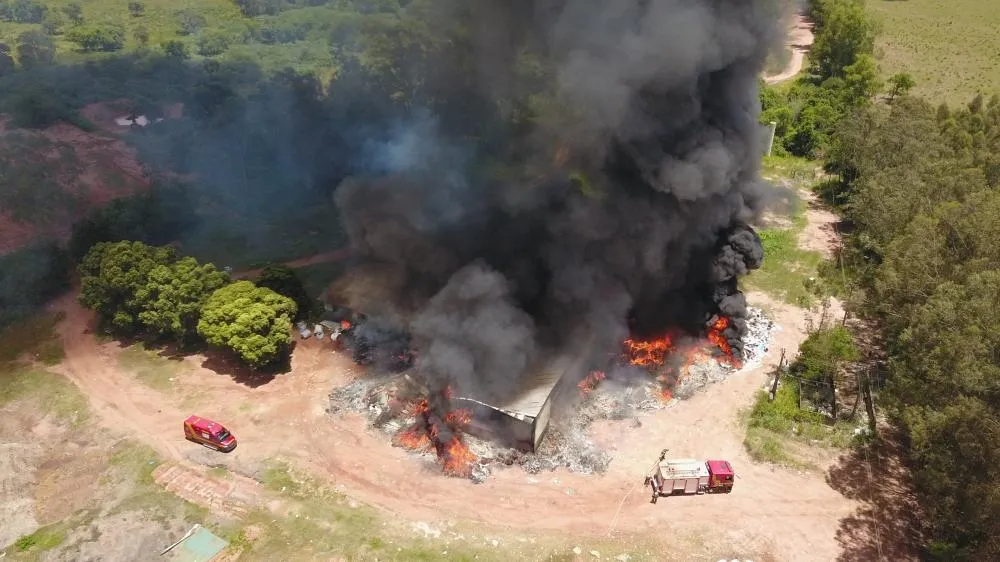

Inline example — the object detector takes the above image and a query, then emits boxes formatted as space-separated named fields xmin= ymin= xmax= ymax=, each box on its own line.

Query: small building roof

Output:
xmin=169 ymin=527 xmax=228 ymax=562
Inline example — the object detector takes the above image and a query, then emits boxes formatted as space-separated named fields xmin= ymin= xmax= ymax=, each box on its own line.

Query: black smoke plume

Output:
xmin=334 ymin=0 xmax=778 ymax=401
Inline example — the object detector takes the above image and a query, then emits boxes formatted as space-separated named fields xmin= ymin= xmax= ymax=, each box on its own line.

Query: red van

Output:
xmin=183 ymin=415 xmax=237 ymax=452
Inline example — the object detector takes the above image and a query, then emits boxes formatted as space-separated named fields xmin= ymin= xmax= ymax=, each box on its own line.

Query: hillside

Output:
xmin=0 ymin=111 xmax=148 ymax=254
xmin=869 ymin=0 xmax=1000 ymax=105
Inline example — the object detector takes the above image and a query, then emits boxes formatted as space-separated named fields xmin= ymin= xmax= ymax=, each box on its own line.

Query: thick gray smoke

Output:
xmin=334 ymin=0 xmax=779 ymax=401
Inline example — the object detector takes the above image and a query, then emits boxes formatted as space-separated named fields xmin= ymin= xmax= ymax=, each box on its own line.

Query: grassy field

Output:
xmin=869 ymin=0 xmax=1000 ymax=105
xmin=117 ymin=343 xmax=183 ymax=392
xmin=745 ymin=156 xmax=826 ymax=306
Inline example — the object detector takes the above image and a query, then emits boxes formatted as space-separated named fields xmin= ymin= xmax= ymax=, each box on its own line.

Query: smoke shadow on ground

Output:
xmin=825 ymin=428 xmax=926 ymax=561
xmin=199 ymin=344 xmax=295 ymax=389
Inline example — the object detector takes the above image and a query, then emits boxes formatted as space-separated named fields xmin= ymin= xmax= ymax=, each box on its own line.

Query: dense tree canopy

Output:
xmin=197 ymin=280 xmax=296 ymax=367
xmin=136 ymin=257 xmax=230 ymax=342
xmin=832 ymin=88 xmax=1000 ymax=559
xmin=255 ymin=264 xmax=312 ymax=320
xmin=78 ymin=241 xmax=178 ymax=333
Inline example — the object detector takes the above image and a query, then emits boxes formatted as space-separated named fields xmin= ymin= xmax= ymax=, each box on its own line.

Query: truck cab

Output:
xmin=184 ymin=415 xmax=237 ymax=452
xmin=706 ymin=459 xmax=735 ymax=493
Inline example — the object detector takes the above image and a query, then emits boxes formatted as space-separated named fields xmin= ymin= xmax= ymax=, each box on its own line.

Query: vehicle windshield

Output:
xmin=216 ymin=430 xmax=231 ymax=441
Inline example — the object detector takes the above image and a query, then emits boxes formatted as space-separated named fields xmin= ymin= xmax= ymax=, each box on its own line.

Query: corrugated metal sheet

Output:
xmin=169 ymin=527 xmax=228 ymax=562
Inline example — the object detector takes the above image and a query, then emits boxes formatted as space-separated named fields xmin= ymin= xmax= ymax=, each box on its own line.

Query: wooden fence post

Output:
xmin=862 ymin=367 xmax=878 ymax=436
xmin=768 ymin=348 xmax=786 ymax=401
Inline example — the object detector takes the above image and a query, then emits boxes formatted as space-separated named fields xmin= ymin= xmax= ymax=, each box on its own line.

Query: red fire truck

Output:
xmin=183 ymin=415 xmax=237 ymax=452
xmin=644 ymin=449 xmax=734 ymax=503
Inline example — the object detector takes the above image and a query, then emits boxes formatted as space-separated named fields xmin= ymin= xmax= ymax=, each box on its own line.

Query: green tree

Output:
xmin=136 ymin=257 xmax=229 ymax=342
xmin=196 ymin=30 xmax=231 ymax=57
xmin=134 ymin=26 xmax=149 ymax=46
xmin=16 ymin=30 xmax=54 ymax=69
xmin=808 ymin=0 xmax=878 ymax=81
xmin=62 ymin=3 xmax=82 ymax=24
xmin=128 ymin=1 xmax=145 ymax=17
xmin=886 ymin=72 xmax=916 ymax=103
xmin=197 ymin=281 xmax=296 ymax=368
xmin=163 ymin=40 xmax=189 ymax=59
xmin=255 ymin=264 xmax=313 ymax=320
xmin=41 ymin=10 xmax=64 ymax=35
xmin=175 ymin=9 xmax=205 ymax=36
xmin=67 ymin=24 xmax=125 ymax=52
xmin=841 ymin=53 xmax=881 ymax=107
xmin=78 ymin=241 xmax=177 ymax=333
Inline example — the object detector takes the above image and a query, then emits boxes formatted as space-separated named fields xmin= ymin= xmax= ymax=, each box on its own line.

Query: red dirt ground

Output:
xmin=0 ymin=111 xmax=150 ymax=254
xmin=44 ymin=182 xmax=918 ymax=560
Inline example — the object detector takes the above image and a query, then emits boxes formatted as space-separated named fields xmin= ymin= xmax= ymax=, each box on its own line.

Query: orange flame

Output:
xmin=707 ymin=317 xmax=742 ymax=368
xmin=624 ymin=334 xmax=674 ymax=366
xmin=444 ymin=408 xmax=473 ymax=425
xmin=341 ymin=320 xmax=352 ymax=330
xmin=395 ymin=427 xmax=432 ymax=450
xmin=578 ymin=370 xmax=606 ymax=395
xmin=394 ymin=387 xmax=478 ymax=478
xmin=442 ymin=438 xmax=477 ymax=477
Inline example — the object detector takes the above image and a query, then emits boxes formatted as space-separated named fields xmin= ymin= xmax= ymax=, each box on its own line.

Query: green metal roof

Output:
xmin=169 ymin=527 xmax=229 ymax=562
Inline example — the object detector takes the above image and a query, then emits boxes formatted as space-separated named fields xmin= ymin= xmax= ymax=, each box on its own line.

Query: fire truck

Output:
xmin=644 ymin=449 xmax=734 ymax=503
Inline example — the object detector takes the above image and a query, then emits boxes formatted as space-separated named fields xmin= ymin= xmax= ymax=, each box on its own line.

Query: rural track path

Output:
xmin=48 ymin=189 xmax=875 ymax=559
xmin=764 ymin=12 xmax=815 ymax=85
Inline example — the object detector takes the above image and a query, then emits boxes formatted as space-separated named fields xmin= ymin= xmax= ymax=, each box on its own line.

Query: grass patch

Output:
xmin=117 ymin=344 xmax=181 ymax=392
xmin=106 ymin=441 xmax=210 ymax=522
xmin=0 ymin=365 xmax=89 ymax=426
xmin=0 ymin=311 xmax=65 ymax=366
xmin=869 ymin=0 xmax=1000 ymax=105
xmin=743 ymin=385 xmax=857 ymax=468
xmin=761 ymin=154 xmax=819 ymax=183
xmin=745 ymin=224 xmax=824 ymax=306
xmin=12 ymin=526 xmax=66 ymax=553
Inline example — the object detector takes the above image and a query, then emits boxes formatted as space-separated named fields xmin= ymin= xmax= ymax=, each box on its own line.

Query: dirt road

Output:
xmin=230 ymin=248 xmax=353 ymax=280
xmin=47 ymin=190 xmax=868 ymax=560
xmin=764 ymin=13 xmax=815 ymax=85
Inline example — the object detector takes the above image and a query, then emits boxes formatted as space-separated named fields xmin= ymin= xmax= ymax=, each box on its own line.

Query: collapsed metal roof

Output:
xmin=455 ymin=357 xmax=575 ymax=421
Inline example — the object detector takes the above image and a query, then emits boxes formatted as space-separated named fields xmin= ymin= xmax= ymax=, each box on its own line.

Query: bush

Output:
xmin=16 ymin=30 xmax=54 ymax=70
xmin=0 ymin=0 xmax=47 ymax=24
xmin=68 ymin=24 xmax=126 ymax=52
xmin=197 ymin=30 xmax=232 ymax=57
xmin=176 ymin=9 xmax=206 ymax=36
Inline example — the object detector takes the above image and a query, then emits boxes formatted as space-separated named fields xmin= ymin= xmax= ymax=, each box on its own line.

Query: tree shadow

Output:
xmin=827 ymin=427 xmax=926 ymax=561
xmin=199 ymin=342 xmax=295 ymax=388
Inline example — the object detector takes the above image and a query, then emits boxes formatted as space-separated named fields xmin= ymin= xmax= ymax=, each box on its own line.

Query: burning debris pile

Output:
xmin=328 ymin=374 xmax=615 ymax=482
xmin=325 ymin=0 xmax=781 ymax=479
xmin=620 ymin=307 xmax=775 ymax=402
xmin=325 ymin=306 xmax=776 ymax=483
